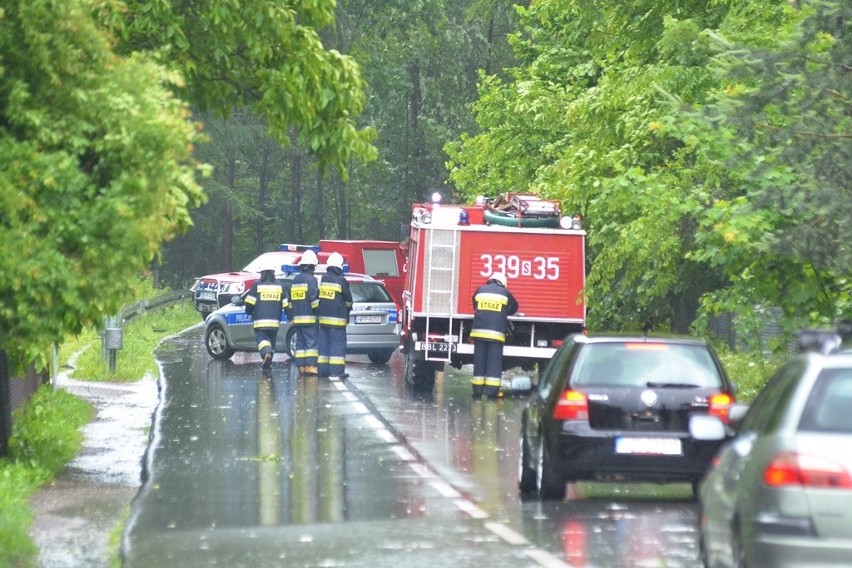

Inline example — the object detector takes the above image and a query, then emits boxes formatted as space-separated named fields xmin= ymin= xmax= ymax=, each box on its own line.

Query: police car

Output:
xmin=203 ymin=271 xmax=400 ymax=365
xmin=190 ymin=244 xmax=320 ymax=319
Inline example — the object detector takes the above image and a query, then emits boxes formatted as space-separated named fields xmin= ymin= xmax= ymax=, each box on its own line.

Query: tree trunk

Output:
xmin=408 ymin=61 xmax=425 ymax=203
xmin=0 ymin=350 xmax=10 ymax=457
xmin=336 ymin=172 xmax=349 ymax=239
xmin=256 ymin=143 xmax=271 ymax=252
xmin=316 ymin=166 xmax=324 ymax=240
xmin=289 ymin=130 xmax=303 ymax=242
xmin=221 ymin=145 xmax=236 ymax=270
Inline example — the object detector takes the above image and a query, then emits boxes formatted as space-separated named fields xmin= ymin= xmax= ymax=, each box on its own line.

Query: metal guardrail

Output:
xmin=116 ymin=289 xmax=191 ymax=324
xmin=102 ymin=290 xmax=191 ymax=371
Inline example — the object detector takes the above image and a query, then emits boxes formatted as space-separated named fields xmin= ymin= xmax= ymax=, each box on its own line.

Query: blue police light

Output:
xmin=458 ymin=210 xmax=470 ymax=225
xmin=281 ymin=264 xmax=300 ymax=275
xmin=279 ymin=243 xmax=322 ymax=253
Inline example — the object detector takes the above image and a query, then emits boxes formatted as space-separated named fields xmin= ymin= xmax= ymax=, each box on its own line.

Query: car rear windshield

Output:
xmin=570 ymin=342 xmax=723 ymax=388
xmin=351 ymin=282 xmax=392 ymax=303
xmin=799 ymin=367 xmax=852 ymax=433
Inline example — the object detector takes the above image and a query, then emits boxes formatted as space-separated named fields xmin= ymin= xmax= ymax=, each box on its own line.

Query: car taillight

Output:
xmin=708 ymin=393 xmax=734 ymax=423
xmin=764 ymin=452 xmax=852 ymax=489
xmin=553 ymin=390 xmax=589 ymax=421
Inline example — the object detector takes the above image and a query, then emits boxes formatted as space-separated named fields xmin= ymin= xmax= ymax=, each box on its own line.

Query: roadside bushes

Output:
xmin=0 ymin=387 xmax=91 ymax=566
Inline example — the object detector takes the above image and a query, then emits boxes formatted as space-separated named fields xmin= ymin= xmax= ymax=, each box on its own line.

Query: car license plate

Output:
xmin=426 ymin=342 xmax=452 ymax=352
xmin=615 ymin=437 xmax=682 ymax=456
xmin=354 ymin=315 xmax=382 ymax=324
xmin=199 ymin=291 xmax=216 ymax=301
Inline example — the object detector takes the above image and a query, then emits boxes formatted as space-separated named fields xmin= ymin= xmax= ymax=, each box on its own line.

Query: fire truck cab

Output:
xmin=401 ymin=194 xmax=586 ymax=391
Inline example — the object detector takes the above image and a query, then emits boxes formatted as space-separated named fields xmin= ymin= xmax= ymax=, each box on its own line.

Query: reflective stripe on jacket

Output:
xmin=318 ymin=268 xmax=352 ymax=327
xmin=245 ymin=279 xmax=285 ymax=329
xmin=289 ymin=269 xmax=319 ymax=325
xmin=470 ymin=282 xmax=518 ymax=342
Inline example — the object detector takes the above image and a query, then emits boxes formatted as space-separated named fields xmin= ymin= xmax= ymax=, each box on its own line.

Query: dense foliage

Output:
xmin=0 ymin=0 xmax=374 ymax=369
xmin=0 ymin=386 xmax=91 ymax=565
xmin=446 ymin=0 xmax=850 ymax=341
xmin=159 ymin=0 xmax=521 ymax=284
xmin=0 ymin=0 xmax=205 ymax=366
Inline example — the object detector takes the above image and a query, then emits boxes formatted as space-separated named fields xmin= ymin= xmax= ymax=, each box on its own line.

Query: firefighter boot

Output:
xmin=484 ymin=386 xmax=501 ymax=399
xmin=303 ymin=366 xmax=319 ymax=376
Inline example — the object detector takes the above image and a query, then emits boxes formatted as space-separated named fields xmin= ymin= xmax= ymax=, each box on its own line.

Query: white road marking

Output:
xmin=525 ymin=549 xmax=571 ymax=568
xmin=484 ymin=521 xmax=528 ymax=545
xmin=453 ymin=499 xmax=489 ymax=519
xmin=429 ymin=480 xmax=460 ymax=499
xmin=391 ymin=445 xmax=415 ymax=461
xmin=333 ymin=375 xmax=568 ymax=568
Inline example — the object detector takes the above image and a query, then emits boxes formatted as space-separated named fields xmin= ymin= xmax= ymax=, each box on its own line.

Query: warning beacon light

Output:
xmin=431 ymin=192 xmax=442 ymax=205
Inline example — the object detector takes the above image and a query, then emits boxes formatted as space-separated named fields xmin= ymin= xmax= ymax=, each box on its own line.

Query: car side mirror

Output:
xmin=230 ymin=295 xmax=243 ymax=305
xmin=728 ymin=403 xmax=750 ymax=427
xmin=689 ymin=414 xmax=727 ymax=441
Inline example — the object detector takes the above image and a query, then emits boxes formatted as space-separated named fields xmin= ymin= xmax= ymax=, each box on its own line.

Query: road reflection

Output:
xmin=125 ymin=328 xmax=703 ymax=567
xmin=347 ymin=361 xmax=703 ymax=568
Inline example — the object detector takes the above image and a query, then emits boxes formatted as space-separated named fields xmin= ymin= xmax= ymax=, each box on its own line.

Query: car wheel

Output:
xmin=731 ymin=517 xmax=748 ymax=568
xmin=691 ymin=478 xmax=702 ymax=502
xmin=404 ymin=338 xmax=435 ymax=392
xmin=368 ymin=349 xmax=394 ymax=365
xmin=518 ymin=430 xmax=537 ymax=496
xmin=205 ymin=324 xmax=235 ymax=360
xmin=285 ymin=328 xmax=297 ymax=358
xmin=536 ymin=435 xmax=564 ymax=500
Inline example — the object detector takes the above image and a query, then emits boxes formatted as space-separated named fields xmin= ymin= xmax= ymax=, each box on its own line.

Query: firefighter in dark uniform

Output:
xmin=289 ymin=249 xmax=320 ymax=375
xmin=317 ymin=252 xmax=352 ymax=379
xmin=244 ymin=262 xmax=286 ymax=373
xmin=470 ymin=272 xmax=518 ymax=398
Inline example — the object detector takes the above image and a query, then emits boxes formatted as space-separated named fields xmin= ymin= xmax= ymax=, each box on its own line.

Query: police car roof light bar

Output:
xmin=279 ymin=243 xmax=322 ymax=253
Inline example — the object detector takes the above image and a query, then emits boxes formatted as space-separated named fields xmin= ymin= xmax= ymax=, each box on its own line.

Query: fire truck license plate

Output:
xmin=426 ymin=342 xmax=453 ymax=352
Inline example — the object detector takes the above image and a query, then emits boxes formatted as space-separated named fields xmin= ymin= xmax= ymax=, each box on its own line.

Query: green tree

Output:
xmin=107 ymin=0 xmax=377 ymax=174
xmin=445 ymin=0 xmax=846 ymax=338
xmin=0 ymin=0 xmax=205 ymax=365
xmin=685 ymin=0 xmax=851 ymax=333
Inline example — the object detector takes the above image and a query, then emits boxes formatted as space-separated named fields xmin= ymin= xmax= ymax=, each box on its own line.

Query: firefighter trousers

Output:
xmin=294 ymin=323 xmax=319 ymax=368
xmin=318 ymin=325 xmax=346 ymax=378
xmin=254 ymin=328 xmax=279 ymax=367
xmin=472 ymin=339 xmax=504 ymax=398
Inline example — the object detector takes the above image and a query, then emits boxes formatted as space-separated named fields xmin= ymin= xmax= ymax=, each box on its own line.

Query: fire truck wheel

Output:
xmin=404 ymin=347 xmax=435 ymax=392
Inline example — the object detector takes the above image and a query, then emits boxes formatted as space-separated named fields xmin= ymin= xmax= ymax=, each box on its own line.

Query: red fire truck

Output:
xmin=401 ymin=194 xmax=586 ymax=391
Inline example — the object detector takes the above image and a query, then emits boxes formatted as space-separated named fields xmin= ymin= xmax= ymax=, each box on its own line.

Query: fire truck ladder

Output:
xmin=423 ymin=225 xmax=458 ymax=362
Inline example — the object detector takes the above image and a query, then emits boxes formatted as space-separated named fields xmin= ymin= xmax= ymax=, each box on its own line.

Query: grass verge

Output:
xmin=0 ymin=387 xmax=92 ymax=567
xmin=3 ymin=288 xmax=199 ymax=566
xmin=59 ymin=300 xmax=199 ymax=382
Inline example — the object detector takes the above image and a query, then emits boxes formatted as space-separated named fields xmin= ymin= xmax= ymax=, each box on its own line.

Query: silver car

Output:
xmin=699 ymin=327 xmax=852 ymax=568
xmin=204 ymin=273 xmax=400 ymax=365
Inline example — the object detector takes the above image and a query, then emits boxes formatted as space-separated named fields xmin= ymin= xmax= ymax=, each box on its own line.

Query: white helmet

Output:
xmin=327 ymin=252 xmax=345 ymax=269
xmin=491 ymin=272 xmax=507 ymax=287
xmin=299 ymin=249 xmax=318 ymax=266
xmin=260 ymin=259 xmax=280 ymax=274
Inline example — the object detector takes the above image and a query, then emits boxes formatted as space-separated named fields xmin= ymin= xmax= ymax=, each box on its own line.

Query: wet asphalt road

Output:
xmin=122 ymin=326 xmax=703 ymax=567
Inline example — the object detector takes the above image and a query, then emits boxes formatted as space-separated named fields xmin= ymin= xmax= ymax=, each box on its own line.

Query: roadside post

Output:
xmin=103 ymin=317 xmax=124 ymax=373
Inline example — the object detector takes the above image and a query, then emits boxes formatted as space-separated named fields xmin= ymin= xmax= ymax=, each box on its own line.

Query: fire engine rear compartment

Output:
xmin=402 ymin=205 xmax=586 ymax=381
